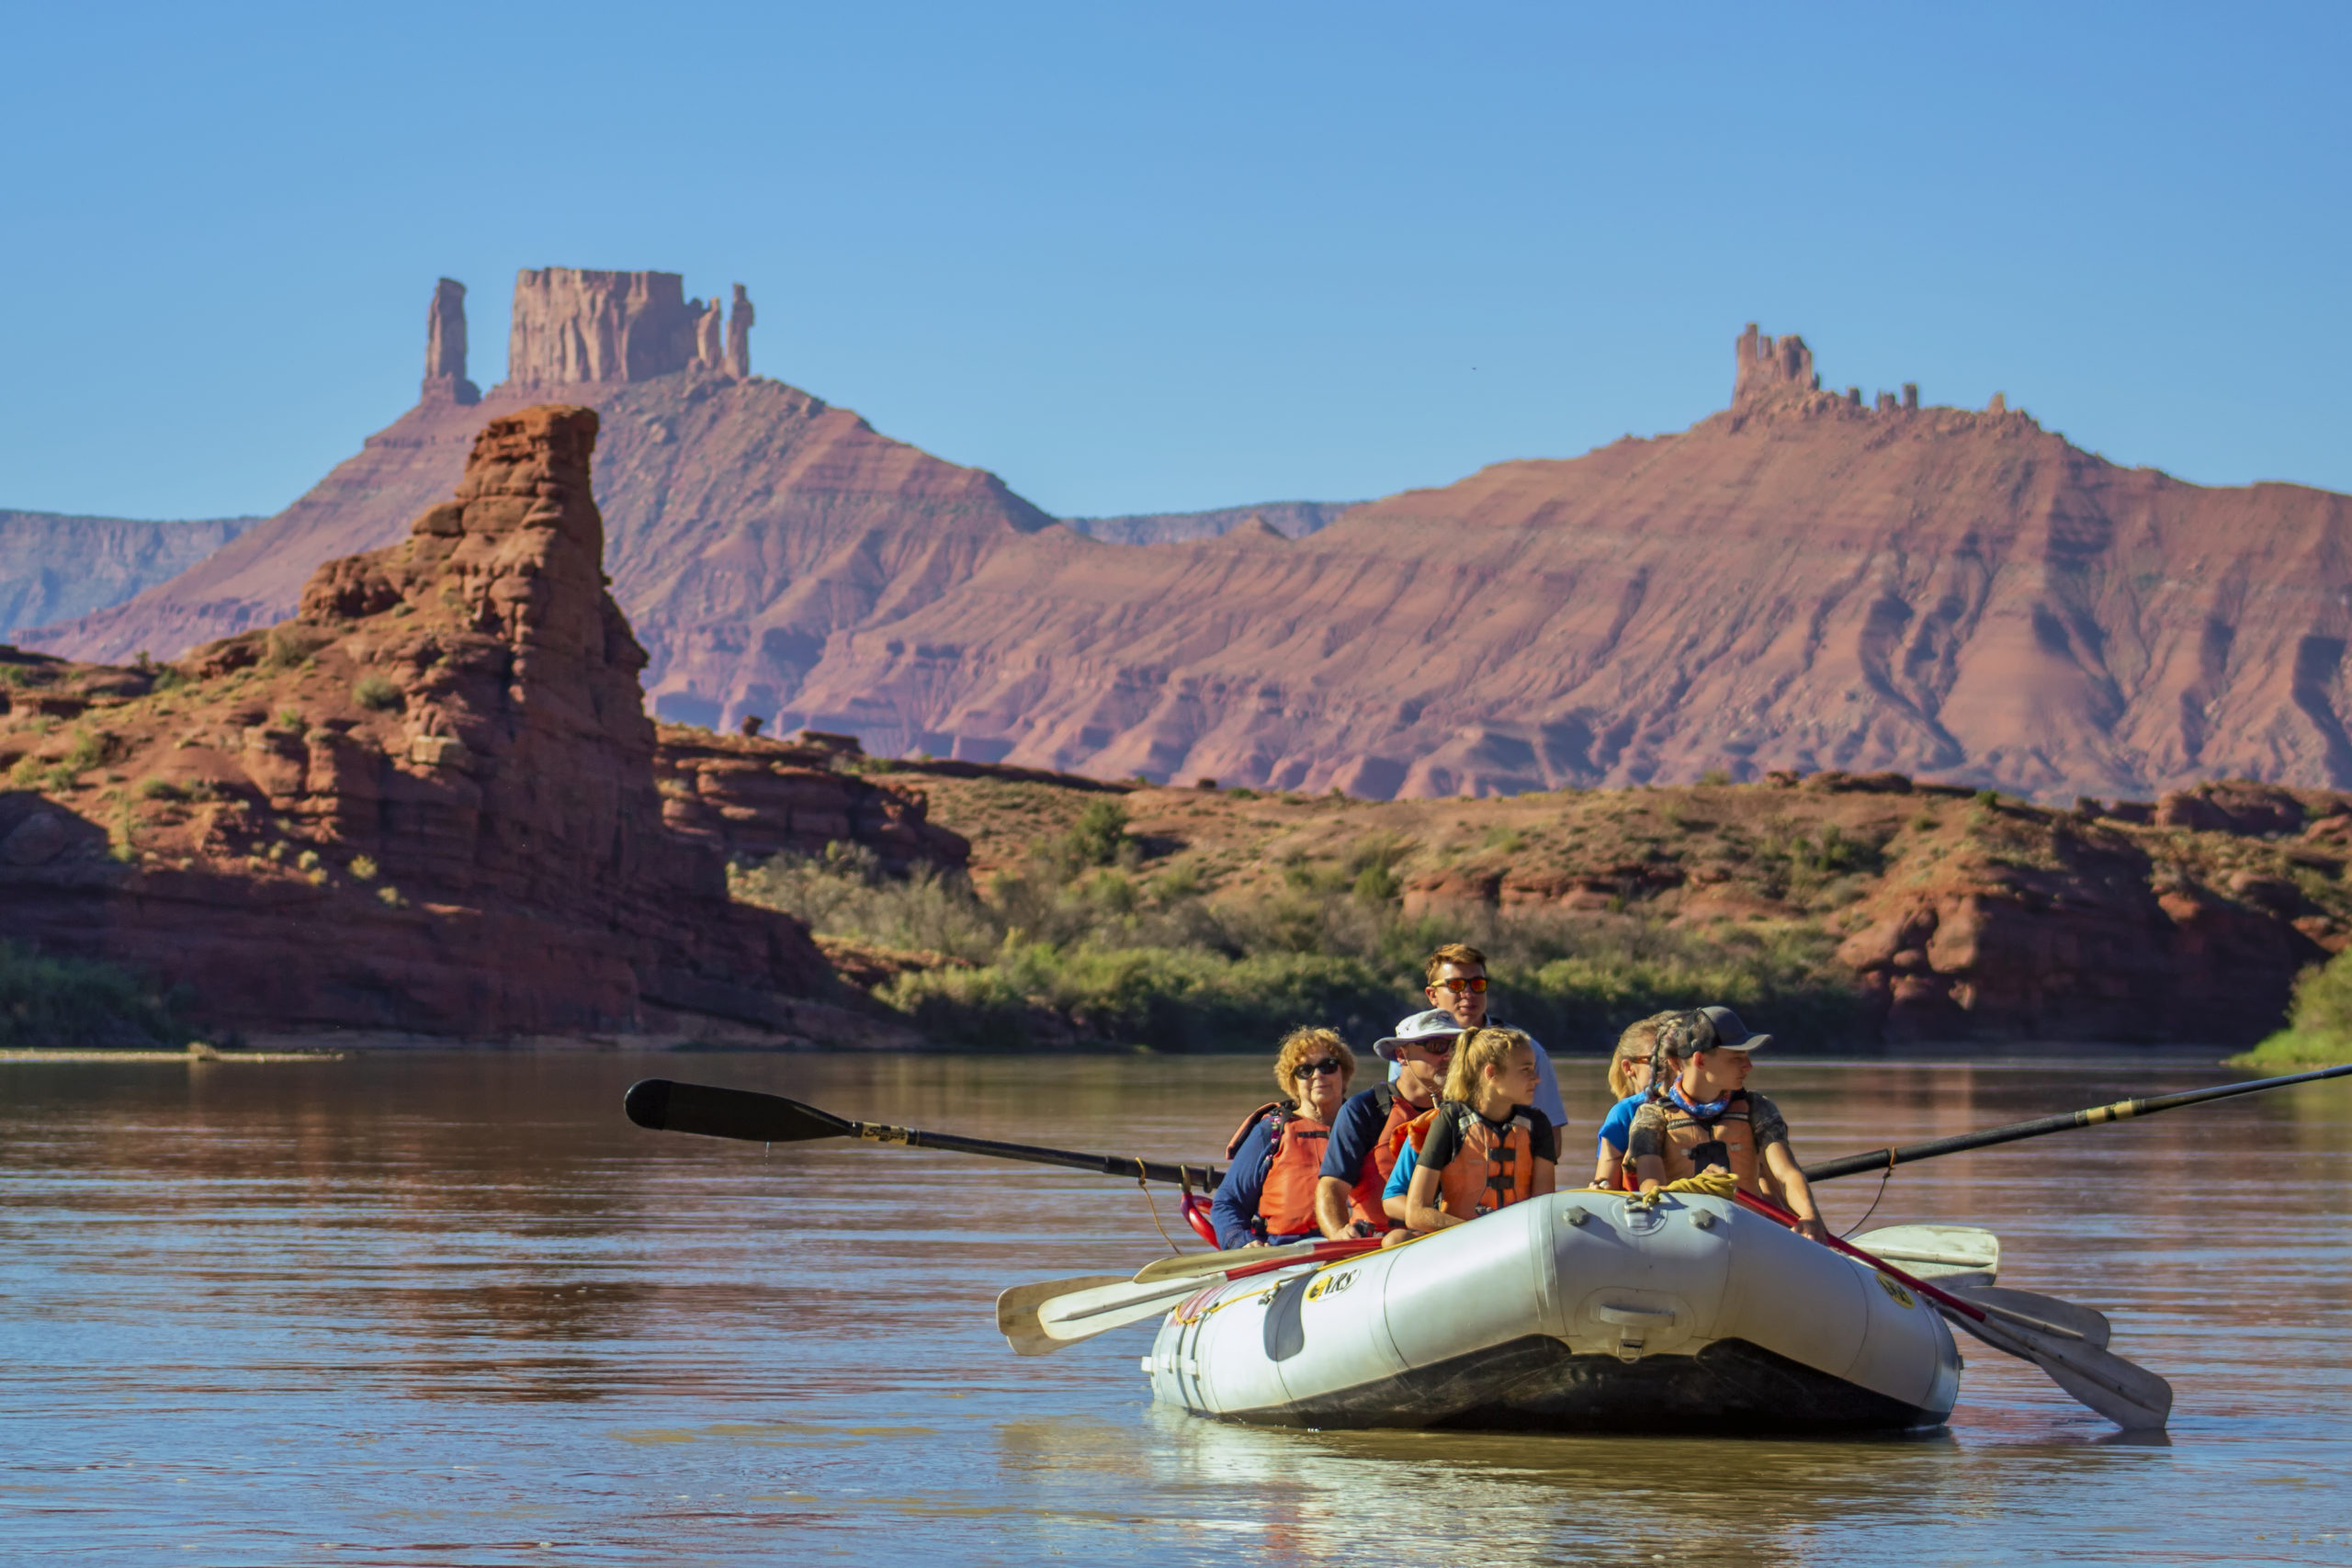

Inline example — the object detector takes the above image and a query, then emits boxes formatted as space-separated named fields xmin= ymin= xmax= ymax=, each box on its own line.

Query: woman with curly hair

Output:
xmin=1208 ymin=1026 xmax=1357 ymax=1248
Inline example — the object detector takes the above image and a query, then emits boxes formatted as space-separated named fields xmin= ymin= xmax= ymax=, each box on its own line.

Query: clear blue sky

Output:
xmin=3 ymin=3 xmax=2346 ymax=521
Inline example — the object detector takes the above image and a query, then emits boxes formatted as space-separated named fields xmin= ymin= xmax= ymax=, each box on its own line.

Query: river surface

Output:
xmin=4 ymin=1052 xmax=2350 ymax=1565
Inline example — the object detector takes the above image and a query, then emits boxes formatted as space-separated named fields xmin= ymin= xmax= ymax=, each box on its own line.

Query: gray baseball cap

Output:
xmin=1373 ymin=1008 xmax=1464 ymax=1063
xmin=1692 ymin=1005 xmax=1772 ymax=1054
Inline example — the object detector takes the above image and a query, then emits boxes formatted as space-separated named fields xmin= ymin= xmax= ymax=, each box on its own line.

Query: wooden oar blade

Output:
xmin=996 ymin=1274 xmax=1132 ymax=1357
xmin=623 ymin=1079 xmax=854 ymax=1144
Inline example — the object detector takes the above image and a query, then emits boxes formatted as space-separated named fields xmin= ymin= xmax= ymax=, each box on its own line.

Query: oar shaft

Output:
xmin=1803 ymin=1061 xmax=2352 ymax=1182
xmin=856 ymin=1122 xmax=1221 ymax=1190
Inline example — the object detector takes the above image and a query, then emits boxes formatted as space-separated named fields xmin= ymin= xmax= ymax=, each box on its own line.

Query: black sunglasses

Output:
xmin=1295 ymin=1059 xmax=1347 ymax=1077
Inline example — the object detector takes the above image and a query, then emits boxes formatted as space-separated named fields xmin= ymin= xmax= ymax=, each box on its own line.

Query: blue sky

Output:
xmin=3 ymin=3 xmax=2346 ymax=520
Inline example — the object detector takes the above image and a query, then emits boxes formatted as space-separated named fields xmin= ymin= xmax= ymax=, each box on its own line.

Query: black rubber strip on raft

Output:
xmin=1209 ymin=1336 xmax=1942 ymax=1436
xmin=1262 ymin=1273 xmax=1314 ymax=1362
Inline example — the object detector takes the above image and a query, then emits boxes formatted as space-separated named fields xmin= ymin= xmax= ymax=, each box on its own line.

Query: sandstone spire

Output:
xmin=422 ymin=278 xmax=480 ymax=405
xmin=505 ymin=268 xmax=701 ymax=387
xmin=1733 ymin=322 xmax=1816 ymax=406
xmin=694 ymin=296 xmax=725 ymax=371
xmin=725 ymin=284 xmax=754 ymax=379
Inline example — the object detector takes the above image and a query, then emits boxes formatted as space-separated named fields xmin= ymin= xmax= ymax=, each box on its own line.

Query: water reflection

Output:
xmin=2 ymin=1052 xmax=2350 ymax=1563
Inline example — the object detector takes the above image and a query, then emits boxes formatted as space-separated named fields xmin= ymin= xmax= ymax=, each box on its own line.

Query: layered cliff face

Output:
xmin=775 ymin=328 xmax=2352 ymax=801
xmin=0 ymin=405 xmax=927 ymax=1040
xmin=38 ymin=300 xmax=2352 ymax=805
xmin=0 ymin=511 xmax=257 ymax=637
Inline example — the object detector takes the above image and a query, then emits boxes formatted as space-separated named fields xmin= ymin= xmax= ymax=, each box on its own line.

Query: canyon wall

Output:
xmin=0 ymin=405 xmax=919 ymax=1041
xmin=34 ymin=297 xmax=2352 ymax=805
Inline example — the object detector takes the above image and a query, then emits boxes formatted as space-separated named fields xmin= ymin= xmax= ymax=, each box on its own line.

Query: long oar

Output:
xmin=624 ymin=1078 xmax=1222 ymax=1190
xmin=999 ymin=1238 xmax=1384 ymax=1356
xmin=1735 ymin=1188 xmax=2171 ymax=1430
xmin=1804 ymin=1062 xmax=2352 ymax=1183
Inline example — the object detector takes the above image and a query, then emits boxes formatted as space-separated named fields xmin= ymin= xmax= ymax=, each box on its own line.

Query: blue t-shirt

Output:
xmin=1384 ymin=1138 xmax=1418 ymax=1201
xmin=1318 ymin=1085 xmax=1397 ymax=1185
xmin=1387 ymin=1026 xmax=1569 ymax=1129
xmin=1208 ymin=1113 xmax=1320 ymax=1250
xmin=1596 ymin=1091 xmax=1647 ymax=1156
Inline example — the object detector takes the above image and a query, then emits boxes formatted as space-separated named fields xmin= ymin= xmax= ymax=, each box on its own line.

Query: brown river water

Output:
xmin=4 ymin=1051 xmax=2350 ymax=1566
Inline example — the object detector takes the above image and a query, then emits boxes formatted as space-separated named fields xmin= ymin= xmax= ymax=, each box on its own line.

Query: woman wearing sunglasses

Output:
xmin=1207 ymin=1027 xmax=1357 ymax=1249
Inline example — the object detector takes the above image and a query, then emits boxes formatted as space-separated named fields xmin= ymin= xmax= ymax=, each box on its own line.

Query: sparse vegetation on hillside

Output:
xmin=733 ymin=803 xmax=1861 ymax=1054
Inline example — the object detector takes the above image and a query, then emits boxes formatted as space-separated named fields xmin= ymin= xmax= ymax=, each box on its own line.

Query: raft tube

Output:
xmin=1145 ymin=1189 xmax=1961 ymax=1433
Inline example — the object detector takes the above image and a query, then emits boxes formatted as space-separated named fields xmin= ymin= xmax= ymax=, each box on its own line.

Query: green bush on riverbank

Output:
xmin=733 ymin=823 xmax=1862 ymax=1054
xmin=0 ymin=942 xmax=188 ymax=1050
xmin=2232 ymin=948 xmax=2352 ymax=1069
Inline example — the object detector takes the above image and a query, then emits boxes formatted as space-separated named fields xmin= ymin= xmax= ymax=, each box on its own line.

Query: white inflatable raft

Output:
xmin=1145 ymin=1189 xmax=1963 ymax=1433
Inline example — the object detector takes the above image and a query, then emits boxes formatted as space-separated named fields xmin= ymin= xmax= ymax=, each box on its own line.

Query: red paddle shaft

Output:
xmin=1222 ymin=1236 xmax=1385 ymax=1280
xmin=1733 ymin=1188 xmax=1987 ymax=1324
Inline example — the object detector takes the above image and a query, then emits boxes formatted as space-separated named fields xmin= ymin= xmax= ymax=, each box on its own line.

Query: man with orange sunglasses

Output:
xmin=1416 ymin=942 xmax=1566 ymax=1130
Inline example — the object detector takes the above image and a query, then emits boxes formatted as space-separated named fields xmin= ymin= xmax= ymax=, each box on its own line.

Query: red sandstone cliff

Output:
xmin=0 ymin=405 xmax=931 ymax=1041
xmin=39 ymin=294 xmax=2352 ymax=806
xmin=776 ymin=329 xmax=2352 ymax=801
xmin=32 ymin=270 xmax=1055 ymax=739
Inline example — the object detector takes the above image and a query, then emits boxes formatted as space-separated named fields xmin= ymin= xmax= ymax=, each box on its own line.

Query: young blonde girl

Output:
xmin=1404 ymin=1027 xmax=1558 ymax=1231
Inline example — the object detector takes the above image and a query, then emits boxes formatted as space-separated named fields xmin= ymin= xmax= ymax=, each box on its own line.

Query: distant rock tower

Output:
xmin=507 ymin=269 xmax=744 ymax=387
xmin=1734 ymin=323 xmax=1816 ymax=406
xmin=694 ymin=295 xmax=725 ymax=371
xmin=725 ymin=283 xmax=755 ymax=379
xmin=422 ymin=278 xmax=481 ymax=405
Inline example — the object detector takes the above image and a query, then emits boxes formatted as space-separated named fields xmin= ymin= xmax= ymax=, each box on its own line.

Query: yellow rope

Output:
xmin=1136 ymin=1158 xmax=1184 ymax=1255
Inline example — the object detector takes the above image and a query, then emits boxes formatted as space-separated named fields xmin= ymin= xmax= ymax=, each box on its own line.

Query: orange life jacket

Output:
xmin=1346 ymin=1083 xmax=1433 ymax=1230
xmin=1223 ymin=1100 xmax=1332 ymax=1239
xmin=1648 ymin=1089 xmax=1761 ymax=1190
xmin=1434 ymin=1101 xmax=1536 ymax=1221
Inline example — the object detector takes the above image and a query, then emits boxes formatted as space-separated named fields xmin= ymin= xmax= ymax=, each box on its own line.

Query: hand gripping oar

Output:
xmin=623 ymin=1078 xmax=1223 ymax=1190
xmin=1803 ymin=1062 xmax=2352 ymax=1183
xmin=998 ymin=1238 xmax=1385 ymax=1356
xmin=1735 ymin=1188 xmax=2172 ymax=1430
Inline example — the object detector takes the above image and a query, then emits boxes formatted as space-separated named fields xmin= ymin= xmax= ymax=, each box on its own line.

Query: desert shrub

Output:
xmin=135 ymin=777 xmax=186 ymax=802
xmin=2235 ymin=949 xmax=2352 ymax=1067
xmin=884 ymin=942 xmax=1404 ymax=1052
xmin=353 ymin=675 xmax=401 ymax=713
xmin=348 ymin=855 xmax=379 ymax=881
xmin=731 ymin=844 xmax=1002 ymax=962
xmin=0 ymin=942 xmax=189 ymax=1049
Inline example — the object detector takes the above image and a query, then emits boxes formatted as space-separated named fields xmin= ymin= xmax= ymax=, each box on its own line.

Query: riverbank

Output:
xmin=737 ymin=768 xmax=2352 ymax=1054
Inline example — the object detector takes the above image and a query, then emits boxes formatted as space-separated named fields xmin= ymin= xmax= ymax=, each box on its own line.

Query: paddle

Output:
xmin=624 ymin=1078 xmax=1222 ymax=1190
xmin=1804 ymin=1061 xmax=2352 ymax=1183
xmin=1734 ymin=1188 xmax=2172 ymax=1430
xmin=999 ymin=1238 xmax=1385 ymax=1356
xmin=1849 ymin=1224 xmax=1999 ymax=1286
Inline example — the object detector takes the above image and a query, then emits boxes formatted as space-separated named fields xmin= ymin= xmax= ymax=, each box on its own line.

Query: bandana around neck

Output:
xmin=1666 ymin=1082 xmax=1733 ymax=1121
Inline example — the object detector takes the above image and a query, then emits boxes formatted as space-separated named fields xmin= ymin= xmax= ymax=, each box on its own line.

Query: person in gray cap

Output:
xmin=1627 ymin=1006 xmax=1826 ymax=1241
xmin=1312 ymin=1009 xmax=1458 ymax=1239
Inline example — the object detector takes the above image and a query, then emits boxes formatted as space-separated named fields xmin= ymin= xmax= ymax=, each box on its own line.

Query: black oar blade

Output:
xmin=623 ymin=1078 xmax=854 ymax=1144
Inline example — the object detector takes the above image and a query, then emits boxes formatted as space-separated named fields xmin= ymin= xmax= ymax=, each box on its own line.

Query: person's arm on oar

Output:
xmin=1751 ymin=1094 xmax=1826 ymax=1242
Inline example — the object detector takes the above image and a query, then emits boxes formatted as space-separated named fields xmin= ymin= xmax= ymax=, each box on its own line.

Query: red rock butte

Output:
xmin=33 ymin=288 xmax=2352 ymax=804
xmin=0 ymin=404 xmax=945 ymax=1041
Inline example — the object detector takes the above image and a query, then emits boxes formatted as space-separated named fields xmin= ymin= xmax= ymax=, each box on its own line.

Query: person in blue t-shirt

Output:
xmin=1592 ymin=1010 xmax=1681 ymax=1189
xmin=1387 ymin=942 xmax=1567 ymax=1131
